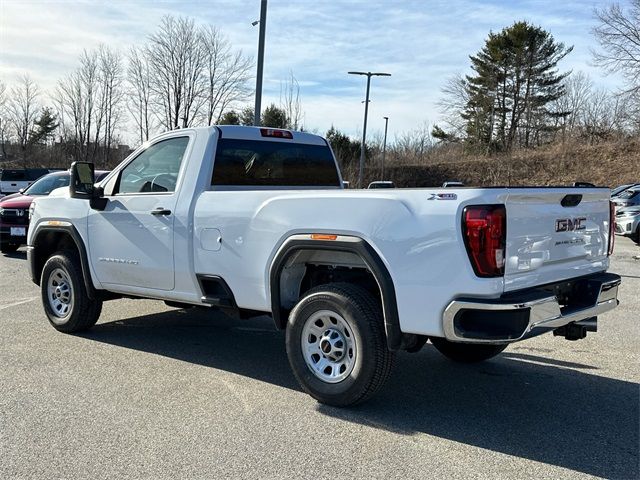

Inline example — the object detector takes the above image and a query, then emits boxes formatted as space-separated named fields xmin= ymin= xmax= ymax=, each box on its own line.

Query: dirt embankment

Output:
xmin=355 ymin=139 xmax=640 ymax=188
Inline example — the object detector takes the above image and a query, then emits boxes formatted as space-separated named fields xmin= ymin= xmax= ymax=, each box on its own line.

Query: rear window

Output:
xmin=1 ymin=170 xmax=27 ymax=181
xmin=211 ymin=139 xmax=340 ymax=187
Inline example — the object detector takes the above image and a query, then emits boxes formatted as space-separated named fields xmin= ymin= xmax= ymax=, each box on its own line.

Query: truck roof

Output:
xmin=215 ymin=125 xmax=327 ymax=146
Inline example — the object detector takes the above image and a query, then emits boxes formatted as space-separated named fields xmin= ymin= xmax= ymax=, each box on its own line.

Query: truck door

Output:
xmin=87 ymin=135 xmax=190 ymax=291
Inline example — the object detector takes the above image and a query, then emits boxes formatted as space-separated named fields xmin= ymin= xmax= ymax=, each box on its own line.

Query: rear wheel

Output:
xmin=430 ymin=337 xmax=507 ymax=363
xmin=286 ymin=283 xmax=394 ymax=407
xmin=41 ymin=251 xmax=102 ymax=333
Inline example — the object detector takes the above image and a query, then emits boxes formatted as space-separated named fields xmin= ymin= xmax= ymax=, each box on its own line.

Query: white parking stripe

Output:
xmin=0 ymin=297 xmax=38 ymax=311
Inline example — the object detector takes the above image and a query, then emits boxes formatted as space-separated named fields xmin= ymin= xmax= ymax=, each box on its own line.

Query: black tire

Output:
xmin=286 ymin=283 xmax=395 ymax=407
xmin=40 ymin=250 xmax=102 ymax=333
xmin=430 ymin=337 xmax=507 ymax=363
xmin=1 ymin=243 xmax=20 ymax=253
xmin=634 ymin=226 xmax=640 ymax=244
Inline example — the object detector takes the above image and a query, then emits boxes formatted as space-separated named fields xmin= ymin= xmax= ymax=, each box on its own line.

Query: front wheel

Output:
xmin=286 ymin=283 xmax=395 ymax=407
xmin=430 ymin=337 xmax=507 ymax=363
xmin=41 ymin=251 xmax=102 ymax=333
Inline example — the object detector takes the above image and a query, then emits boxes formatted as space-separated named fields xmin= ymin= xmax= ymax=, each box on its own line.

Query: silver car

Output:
xmin=615 ymin=205 xmax=640 ymax=243
xmin=612 ymin=187 xmax=640 ymax=212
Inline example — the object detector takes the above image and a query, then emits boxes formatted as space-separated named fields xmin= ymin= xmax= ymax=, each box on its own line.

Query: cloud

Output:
xmin=0 ymin=0 xmax=626 ymax=142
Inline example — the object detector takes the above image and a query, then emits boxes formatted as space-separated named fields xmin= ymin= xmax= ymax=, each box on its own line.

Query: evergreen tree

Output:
xmin=261 ymin=104 xmax=288 ymax=128
xmin=219 ymin=110 xmax=240 ymax=125
xmin=239 ymin=106 xmax=254 ymax=126
xmin=462 ymin=21 xmax=573 ymax=152
xmin=29 ymin=107 xmax=59 ymax=146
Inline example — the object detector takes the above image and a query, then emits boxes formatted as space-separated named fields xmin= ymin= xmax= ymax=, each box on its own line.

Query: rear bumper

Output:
xmin=442 ymin=272 xmax=621 ymax=344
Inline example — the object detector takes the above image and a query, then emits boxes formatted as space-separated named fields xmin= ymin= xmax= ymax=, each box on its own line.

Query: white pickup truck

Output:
xmin=27 ymin=126 xmax=621 ymax=406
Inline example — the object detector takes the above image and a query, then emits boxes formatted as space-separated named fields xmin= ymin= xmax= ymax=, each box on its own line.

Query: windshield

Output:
xmin=611 ymin=184 xmax=632 ymax=196
xmin=24 ymin=173 xmax=70 ymax=195
xmin=617 ymin=189 xmax=640 ymax=200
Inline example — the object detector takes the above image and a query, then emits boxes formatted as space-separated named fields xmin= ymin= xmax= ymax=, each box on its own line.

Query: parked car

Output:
xmin=615 ymin=205 xmax=640 ymax=243
xmin=0 ymin=169 xmax=108 ymax=253
xmin=612 ymin=186 xmax=640 ymax=212
xmin=27 ymin=126 xmax=619 ymax=406
xmin=367 ymin=180 xmax=395 ymax=188
xmin=0 ymin=168 xmax=54 ymax=198
xmin=442 ymin=181 xmax=464 ymax=188
xmin=611 ymin=183 xmax=640 ymax=198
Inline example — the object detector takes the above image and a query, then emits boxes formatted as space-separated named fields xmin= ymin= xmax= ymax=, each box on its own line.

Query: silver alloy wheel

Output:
xmin=47 ymin=268 xmax=73 ymax=320
xmin=301 ymin=309 xmax=357 ymax=383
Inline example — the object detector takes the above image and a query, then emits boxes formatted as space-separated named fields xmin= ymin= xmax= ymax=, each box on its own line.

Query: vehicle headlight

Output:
xmin=28 ymin=202 xmax=36 ymax=220
xmin=0 ymin=207 xmax=4 ymax=216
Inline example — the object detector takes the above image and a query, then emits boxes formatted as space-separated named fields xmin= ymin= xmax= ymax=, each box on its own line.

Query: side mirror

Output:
xmin=70 ymin=161 xmax=107 ymax=210
xmin=18 ymin=188 xmax=25 ymax=194
xmin=70 ymin=162 xmax=95 ymax=198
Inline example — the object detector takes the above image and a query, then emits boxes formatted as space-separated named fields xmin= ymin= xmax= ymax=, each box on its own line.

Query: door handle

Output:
xmin=151 ymin=207 xmax=172 ymax=216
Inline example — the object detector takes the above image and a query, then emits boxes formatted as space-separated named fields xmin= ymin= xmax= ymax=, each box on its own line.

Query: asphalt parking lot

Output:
xmin=0 ymin=238 xmax=638 ymax=479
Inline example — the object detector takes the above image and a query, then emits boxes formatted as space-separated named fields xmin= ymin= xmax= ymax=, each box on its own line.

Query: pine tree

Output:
xmin=261 ymin=104 xmax=288 ymax=128
xmin=29 ymin=107 xmax=59 ymax=146
xmin=463 ymin=22 xmax=573 ymax=152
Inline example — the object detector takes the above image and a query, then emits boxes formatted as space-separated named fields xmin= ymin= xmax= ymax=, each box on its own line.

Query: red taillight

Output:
xmin=608 ymin=200 xmax=615 ymax=256
xmin=260 ymin=128 xmax=293 ymax=139
xmin=462 ymin=204 xmax=506 ymax=277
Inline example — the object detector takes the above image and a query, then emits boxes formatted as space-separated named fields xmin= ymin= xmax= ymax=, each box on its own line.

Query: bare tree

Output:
xmin=54 ymin=49 xmax=103 ymax=162
xmin=0 ymin=80 xmax=8 ymax=159
xmin=8 ymin=74 xmax=40 ymax=165
xmin=146 ymin=15 xmax=207 ymax=129
xmin=127 ymin=46 xmax=154 ymax=145
xmin=201 ymin=25 xmax=252 ymax=125
xmin=97 ymin=45 xmax=124 ymax=167
xmin=435 ymin=74 xmax=470 ymax=139
xmin=592 ymin=1 xmax=640 ymax=94
xmin=393 ymin=122 xmax=434 ymax=164
xmin=550 ymin=71 xmax=593 ymax=139
xmin=581 ymin=88 xmax=632 ymax=143
xmin=280 ymin=71 xmax=303 ymax=130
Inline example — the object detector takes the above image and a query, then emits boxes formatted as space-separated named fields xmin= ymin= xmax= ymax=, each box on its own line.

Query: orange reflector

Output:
xmin=311 ymin=234 xmax=338 ymax=241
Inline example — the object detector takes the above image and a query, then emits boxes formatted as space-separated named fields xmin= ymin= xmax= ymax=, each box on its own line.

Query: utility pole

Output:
xmin=348 ymin=71 xmax=391 ymax=188
xmin=382 ymin=116 xmax=389 ymax=180
xmin=253 ymin=0 xmax=268 ymax=126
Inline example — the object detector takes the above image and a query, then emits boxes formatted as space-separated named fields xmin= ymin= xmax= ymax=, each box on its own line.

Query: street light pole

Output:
xmin=348 ymin=71 xmax=391 ymax=188
xmin=382 ymin=116 xmax=389 ymax=180
xmin=253 ymin=0 xmax=268 ymax=126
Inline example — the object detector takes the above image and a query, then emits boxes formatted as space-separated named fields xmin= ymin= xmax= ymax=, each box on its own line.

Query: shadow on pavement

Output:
xmin=83 ymin=308 xmax=639 ymax=479
xmin=2 ymin=250 xmax=27 ymax=260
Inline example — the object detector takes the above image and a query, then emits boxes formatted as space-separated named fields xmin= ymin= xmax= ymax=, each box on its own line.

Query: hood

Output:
xmin=0 ymin=192 xmax=23 ymax=201
xmin=617 ymin=205 xmax=640 ymax=215
xmin=0 ymin=195 xmax=35 ymax=209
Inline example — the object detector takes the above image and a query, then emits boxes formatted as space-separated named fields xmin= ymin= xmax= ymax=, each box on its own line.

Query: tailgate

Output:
xmin=504 ymin=189 xmax=611 ymax=292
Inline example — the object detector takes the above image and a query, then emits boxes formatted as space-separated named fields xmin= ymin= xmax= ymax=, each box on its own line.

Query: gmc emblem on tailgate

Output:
xmin=555 ymin=217 xmax=587 ymax=232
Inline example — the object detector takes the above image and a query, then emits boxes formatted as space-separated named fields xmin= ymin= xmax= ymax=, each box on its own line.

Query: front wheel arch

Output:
xmin=31 ymin=225 xmax=95 ymax=299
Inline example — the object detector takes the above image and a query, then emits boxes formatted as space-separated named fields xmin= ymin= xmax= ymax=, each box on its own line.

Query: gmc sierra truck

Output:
xmin=27 ymin=126 xmax=621 ymax=406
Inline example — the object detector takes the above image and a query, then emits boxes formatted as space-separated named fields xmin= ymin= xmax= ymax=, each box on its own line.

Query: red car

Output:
xmin=0 ymin=169 xmax=109 ymax=253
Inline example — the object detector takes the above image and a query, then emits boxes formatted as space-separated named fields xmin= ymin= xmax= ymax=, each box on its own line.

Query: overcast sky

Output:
xmin=0 ymin=0 xmax=628 ymax=143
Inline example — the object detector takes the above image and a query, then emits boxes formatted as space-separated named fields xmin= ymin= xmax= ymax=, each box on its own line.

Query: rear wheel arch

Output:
xmin=269 ymin=235 xmax=404 ymax=350
xmin=31 ymin=225 xmax=95 ymax=299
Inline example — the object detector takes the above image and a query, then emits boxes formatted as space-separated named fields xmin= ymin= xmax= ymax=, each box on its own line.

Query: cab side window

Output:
xmin=116 ymin=137 xmax=189 ymax=194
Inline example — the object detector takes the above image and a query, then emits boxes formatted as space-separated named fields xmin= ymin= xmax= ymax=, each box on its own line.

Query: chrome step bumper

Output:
xmin=442 ymin=272 xmax=621 ymax=344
